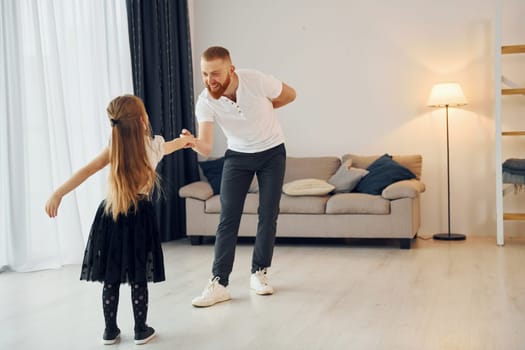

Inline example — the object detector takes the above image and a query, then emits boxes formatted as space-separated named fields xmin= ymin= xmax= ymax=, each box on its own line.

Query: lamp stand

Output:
xmin=433 ymin=104 xmax=466 ymax=241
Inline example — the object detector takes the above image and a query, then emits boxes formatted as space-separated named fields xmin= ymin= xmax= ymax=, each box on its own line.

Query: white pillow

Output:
xmin=282 ymin=178 xmax=335 ymax=196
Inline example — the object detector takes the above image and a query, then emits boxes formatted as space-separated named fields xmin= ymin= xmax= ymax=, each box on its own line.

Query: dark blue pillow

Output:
xmin=198 ymin=157 xmax=224 ymax=195
xmin=355 ymin=154 xmax=415 ymax=195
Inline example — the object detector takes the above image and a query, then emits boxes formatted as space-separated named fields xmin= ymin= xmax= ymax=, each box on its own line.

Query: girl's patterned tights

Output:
xmin=131 ymin=282 xmax=149 ymax=332
xmin=102 ymin=282 xmax=149 ymax=332
xmin=102 ymin=282 xmax=120 ymax=330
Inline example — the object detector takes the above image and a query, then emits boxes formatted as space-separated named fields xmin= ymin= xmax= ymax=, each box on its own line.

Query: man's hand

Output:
xmin=272 ymin=82 xmax=296 ymax=109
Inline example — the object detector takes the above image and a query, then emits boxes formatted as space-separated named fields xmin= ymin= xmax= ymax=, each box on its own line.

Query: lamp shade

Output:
xmin=427 ymin=83 xmax=468 ymax=107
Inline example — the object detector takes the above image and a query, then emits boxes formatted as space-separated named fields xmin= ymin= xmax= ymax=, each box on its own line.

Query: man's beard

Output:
xmin=206 ymin=74 xmax=231 ymax=99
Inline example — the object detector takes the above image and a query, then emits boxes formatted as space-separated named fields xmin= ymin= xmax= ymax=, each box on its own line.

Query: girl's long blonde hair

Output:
xmin=104 ymin=95 xmax=158 ymax=220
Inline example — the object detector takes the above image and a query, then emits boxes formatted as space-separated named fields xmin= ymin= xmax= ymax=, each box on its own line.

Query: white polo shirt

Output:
xmin=195 ymin=69 xmax=285 ymax=153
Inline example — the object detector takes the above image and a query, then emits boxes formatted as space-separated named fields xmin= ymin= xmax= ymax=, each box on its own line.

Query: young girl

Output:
xmin=45 ymin=95 xmax=192 ymax=345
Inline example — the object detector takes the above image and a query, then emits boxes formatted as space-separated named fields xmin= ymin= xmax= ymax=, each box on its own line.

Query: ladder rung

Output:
xmin=502 ymin=45 xmax=525 ymax=54
xmin=504 ymin=213 xmax=525 ymax=220
xmin=502 ymin=131 xmax=525 ymax=136
xmin=502 ymin=88 xmax=525 ymax=95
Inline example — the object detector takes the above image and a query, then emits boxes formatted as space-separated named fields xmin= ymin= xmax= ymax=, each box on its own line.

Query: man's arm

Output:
xmin=272 ymin=82 xmax=296 ymax=109
xmin=45 ymin=147 xmax=110 ymax=217
xmin=180 ymin=121 xmax=214 ymax=157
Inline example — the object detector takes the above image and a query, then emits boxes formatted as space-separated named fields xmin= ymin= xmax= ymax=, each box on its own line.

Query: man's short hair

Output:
xmin=202 ymin=46 xmax=231 ymax=62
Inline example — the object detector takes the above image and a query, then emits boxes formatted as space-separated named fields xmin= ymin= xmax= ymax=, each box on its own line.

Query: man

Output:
xmin=182 ymin=46 xmax=296 ymax=307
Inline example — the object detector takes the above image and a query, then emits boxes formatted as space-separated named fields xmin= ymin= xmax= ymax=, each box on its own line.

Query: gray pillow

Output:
xmin=328 ymin=165 xmax=369 ymax=193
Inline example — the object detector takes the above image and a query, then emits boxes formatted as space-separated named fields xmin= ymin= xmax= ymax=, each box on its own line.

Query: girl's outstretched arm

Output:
xmin=45 ymin=147 xmax=110 ymax=218
xmin=163 ymin=135 xmax=195 ymax=155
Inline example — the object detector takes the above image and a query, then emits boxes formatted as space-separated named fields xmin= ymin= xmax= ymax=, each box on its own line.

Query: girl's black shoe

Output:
xmin=102 ymin=327 xmax=120 ymax=345
xmin=134 ymin=326 xmax=156 ymax=345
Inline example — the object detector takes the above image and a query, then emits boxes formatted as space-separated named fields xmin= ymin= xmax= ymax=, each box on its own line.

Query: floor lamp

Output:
xmin=427 ymin=83 xmax=468 ymax=241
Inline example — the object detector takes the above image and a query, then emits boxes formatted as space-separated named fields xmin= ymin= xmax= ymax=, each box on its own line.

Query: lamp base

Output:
xmin=433 ymin=233 xmax=466 ymax=241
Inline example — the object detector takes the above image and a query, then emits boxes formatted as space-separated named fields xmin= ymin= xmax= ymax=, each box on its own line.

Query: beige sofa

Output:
xmin=178 ymin=154 xmax=425 ymax=249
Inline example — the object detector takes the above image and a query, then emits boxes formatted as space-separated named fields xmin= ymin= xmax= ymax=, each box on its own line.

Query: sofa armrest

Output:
xmin=381 ymin=179 xmax=426 ymax=200
xmin=179 ymin=181 xmax=214 ymax=200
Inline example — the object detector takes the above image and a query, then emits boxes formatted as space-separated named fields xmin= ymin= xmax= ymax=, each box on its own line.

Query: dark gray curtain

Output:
xmin=126 ymin=0 xmax=199 ymax=241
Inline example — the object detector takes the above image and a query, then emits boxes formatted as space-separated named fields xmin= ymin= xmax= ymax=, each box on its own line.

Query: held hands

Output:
xmin=180 ymin=129 xmax=196 ymax=148
xmin=180 ymin=126 xmax=212 ymax=156
xmin=163 ymin=133 xmax=195 ymax=155
xmin=45 ymin=193 xmax=62 ymax=218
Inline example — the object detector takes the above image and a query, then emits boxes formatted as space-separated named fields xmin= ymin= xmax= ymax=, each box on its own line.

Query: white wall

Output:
xmin=190 ymin=0 xmax=524 ymax=237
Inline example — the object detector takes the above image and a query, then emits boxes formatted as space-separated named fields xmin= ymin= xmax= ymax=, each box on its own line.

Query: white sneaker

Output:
xmin=250 ymin=269 xmax=274 ymax=295
xmin=192 ymin=276 xmax=231 ymax=307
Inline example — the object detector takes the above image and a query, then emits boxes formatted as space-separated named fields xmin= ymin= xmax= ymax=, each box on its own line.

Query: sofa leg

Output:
xmin=189 ymin=235 xmax=203 ymax=245
xmin=400 ymin=238 xmax=411 ymax=249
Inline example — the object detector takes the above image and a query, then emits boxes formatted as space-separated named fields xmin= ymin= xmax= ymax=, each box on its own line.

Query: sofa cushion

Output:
xmin=280 ymin=194 xmax=329 ymax=214
xmin=198 ymin=157 xmax=224 ymax=194
xmin=284 ymin=157 xmax=341 ymax=183
xmin=343 ymin=154 xmax=422 ymax=180
xmin=355 ymin=154 xmax=416 ymax=195
xmin=328 ymin=161 xmax=369 ymax=193
xmin=326 ymin=193 xmax=390 ymax=214
xmin=242 ymin=193 xmax=260 ymax=213
xmin=283 ymin=178 xmax=335 ymax=196
xmin=204 ymin=196 xmax=221 ymax=213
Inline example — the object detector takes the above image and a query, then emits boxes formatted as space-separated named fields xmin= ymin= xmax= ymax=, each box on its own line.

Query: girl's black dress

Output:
xmin=80 ymin=199 xmax=165 ymax=284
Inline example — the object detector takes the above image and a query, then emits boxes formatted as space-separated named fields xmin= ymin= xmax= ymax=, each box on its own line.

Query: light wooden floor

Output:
xmin=1 ymin=236 xmax=525 ymax=350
